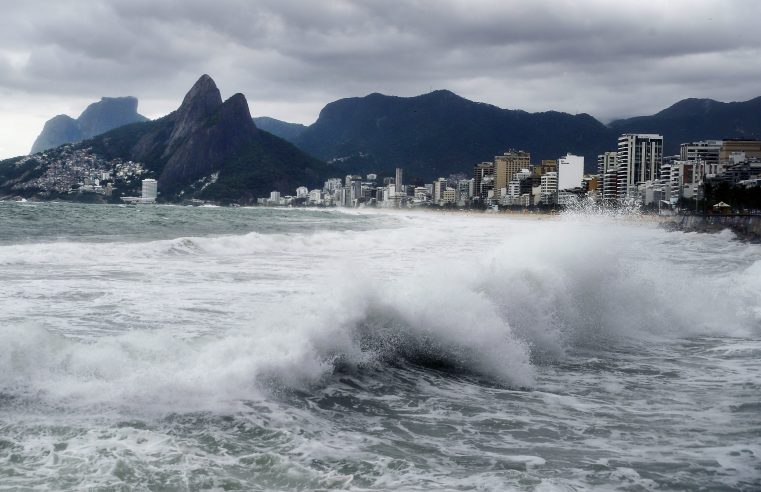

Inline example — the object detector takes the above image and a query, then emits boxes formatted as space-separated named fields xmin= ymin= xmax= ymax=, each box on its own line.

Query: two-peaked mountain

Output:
xmin=9 ymin=75 xmax=331 ymax=203
xmin=31 ymin=97 xmax=148 ymax=154
xmin=86 ymin=75 xmax=330 ymax=201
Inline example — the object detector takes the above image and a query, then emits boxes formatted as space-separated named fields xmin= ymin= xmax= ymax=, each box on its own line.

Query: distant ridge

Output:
xmin=31 ymin=97 xmax=148 ymax=154
xmin=609 ymin=96 xmax=761 ymax=154
xmin=253 ymin=117 xmax=307 ymax=141
xmin=287 ymin=90 xmax=611 ymax=179
xmin=254 ymin=91 xmax=761 ymax=179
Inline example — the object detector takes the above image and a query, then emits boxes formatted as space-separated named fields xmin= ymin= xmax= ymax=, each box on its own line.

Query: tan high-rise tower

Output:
xmin=494 ymin=150 xmax=531 ymax=199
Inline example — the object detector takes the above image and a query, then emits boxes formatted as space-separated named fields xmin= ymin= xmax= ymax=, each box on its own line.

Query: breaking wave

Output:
xmin=1 ymin=211 xmax=760 ymax=414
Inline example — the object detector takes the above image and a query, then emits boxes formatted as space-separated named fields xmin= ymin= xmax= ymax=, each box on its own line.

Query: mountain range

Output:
xmin=609 ymin=97 xmax=761 ymax=154
xmin=31 ymin=97 xmax=148 ymax=154
xmin=261 ymin=92 xmax=761 ymax=178
xmin=22 ymin=81 xmax=761 ymax=188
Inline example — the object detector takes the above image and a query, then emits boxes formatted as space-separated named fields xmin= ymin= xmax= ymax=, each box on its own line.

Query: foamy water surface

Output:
xmin=0 ymin=202 xmax=759 ymax=490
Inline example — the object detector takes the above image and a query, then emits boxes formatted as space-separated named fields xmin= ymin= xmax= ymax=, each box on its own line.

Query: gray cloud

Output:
xmin=1 ymin=0 xmax=760 ymax=158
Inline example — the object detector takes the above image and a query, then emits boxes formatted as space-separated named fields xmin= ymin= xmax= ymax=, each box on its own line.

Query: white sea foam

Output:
xmin=1 ymin=210 xmax=759 ymax=416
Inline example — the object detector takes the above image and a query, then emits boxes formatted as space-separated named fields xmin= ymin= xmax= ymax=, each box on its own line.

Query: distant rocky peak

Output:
xmin=179 ymin=74 xmax=223 ymax=115
xmin=76 ymin=96 xmax=144 ymax=138
xmin=80 ymin=96 xmax=139 ymax=118
xmin=220 ymin=93 xmax=257 ymax=130
xmin=30 ymin=96 xmax=147 ymax=154
xmin=167 ymin=75 xmax=224 ymax=150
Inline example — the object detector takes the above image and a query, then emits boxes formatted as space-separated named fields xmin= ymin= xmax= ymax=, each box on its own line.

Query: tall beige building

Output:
xmin=494 ymin=150 xmax=531 ymax=199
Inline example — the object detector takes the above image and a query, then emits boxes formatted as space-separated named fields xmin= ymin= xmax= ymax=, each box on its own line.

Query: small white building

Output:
xmin=268 ymin=191 xmax=282 ymax=206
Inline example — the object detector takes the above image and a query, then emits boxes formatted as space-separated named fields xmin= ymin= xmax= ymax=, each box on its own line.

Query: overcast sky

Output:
xmin=1 ymin=0 xmax=760 ymax=159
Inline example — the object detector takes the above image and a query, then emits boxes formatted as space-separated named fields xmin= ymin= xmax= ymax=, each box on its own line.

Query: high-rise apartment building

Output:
xmin=597 ymin=152 xmax=617 ymax=178
xmin=473 ymin=162 xmax=495 ymax=201
xmin=602 ymin=167 xmax=619 ymax=203
xmin=141 ymin=179 xmax=157 ymax=202
xmin=457 ymin=178 xmax=474 ymax=202
xmin=616 ymin=134 xmax=663 ymax=201
xmin=395 ymin=168 xmax=403 ymax=194
xmin=540 ymin=172 xmax=558 ymax=205
xmin=597 ymin=152 xmax=617 ymax=205
xmin=680 ymin=140 xmax=722 ymax=177
xmin=494 ymin=150 xmax=531 ymax=200
xmin=433 ymin=177 xmax=448 ymax=204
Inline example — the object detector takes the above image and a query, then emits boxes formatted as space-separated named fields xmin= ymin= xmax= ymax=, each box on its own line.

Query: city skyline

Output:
xmin=2 ymin=0 xmax=761 ymax=159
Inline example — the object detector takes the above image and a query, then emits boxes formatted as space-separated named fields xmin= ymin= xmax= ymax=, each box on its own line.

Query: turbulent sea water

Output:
xmin=0 ymin=202 xmax=760 ymax=491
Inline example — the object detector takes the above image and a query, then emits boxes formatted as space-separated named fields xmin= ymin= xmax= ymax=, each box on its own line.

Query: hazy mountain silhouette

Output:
xmin=31 ymin=97 xmax=148 ymax=154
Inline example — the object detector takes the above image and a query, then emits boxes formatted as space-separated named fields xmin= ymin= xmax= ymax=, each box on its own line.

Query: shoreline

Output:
xmin=3 ymin=199 xmax=755 ymax=240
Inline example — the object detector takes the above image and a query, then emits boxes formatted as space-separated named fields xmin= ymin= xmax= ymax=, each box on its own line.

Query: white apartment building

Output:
xmin=617 ymin=134 xmax=663 ymax=201
xmin=268 ymin=191 xmax=282 ymax=206
xmin=557 ymin=154 xmax=584 ymax=191
xmin=141 ymin=179 xmax=157 ymax=201
xmin=433 ymin=178 xmax=448 ymax=205
xmin=540 ymin=171 xmax=558 ymax=205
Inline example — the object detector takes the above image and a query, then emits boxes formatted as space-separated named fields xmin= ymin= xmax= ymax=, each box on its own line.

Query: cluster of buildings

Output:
xmin=10 ymin=145 xmax=148 ymax=197
xmin=262 ymin=135 xmax=761 ymax=211
xmin=471 ymin=151 xmax=586 ymax=207
xmin=259 ymin=168 xmax=430 ymax=208
xmin=602 ymin=137 xmax=761 ymax=208
xmin=258 ymin=151 xmax=586 ymax=209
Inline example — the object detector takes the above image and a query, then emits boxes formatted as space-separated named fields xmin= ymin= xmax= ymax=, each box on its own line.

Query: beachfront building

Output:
xmin=474 ymin=161 xmax=495 ymax=202
xmin=557 ymin=154 xmax=584 ymax=191
xmin=540 ymin=171 xmax=558 ymax=205
xmin=617 ymin=133 xmax=663 ymax=202
xmin=494 ymin=150 xmax=531 ymax=201
xmin=681 ymin=140 xmax=722 ymax=179
xmin=141 ymin=179 xmax=157 ymax=202
xmin=432 ymin=178 xmax=448 ymax=205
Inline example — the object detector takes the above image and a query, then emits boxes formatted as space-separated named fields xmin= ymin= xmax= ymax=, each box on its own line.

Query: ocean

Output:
xmin=0 ymin=202 xmax=759 ymax=491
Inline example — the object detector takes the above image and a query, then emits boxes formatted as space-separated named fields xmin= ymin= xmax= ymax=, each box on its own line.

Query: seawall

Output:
xmin=665 ymin=214 xmax=761 ymax=242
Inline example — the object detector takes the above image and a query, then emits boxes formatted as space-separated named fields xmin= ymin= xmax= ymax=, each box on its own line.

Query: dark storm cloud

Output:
xmin=1 ymin=0 xmax=761 ymax=157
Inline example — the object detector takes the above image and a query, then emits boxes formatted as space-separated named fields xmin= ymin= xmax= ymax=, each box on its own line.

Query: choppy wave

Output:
xmin=2 ymin=211 xmax=760 ymax=415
